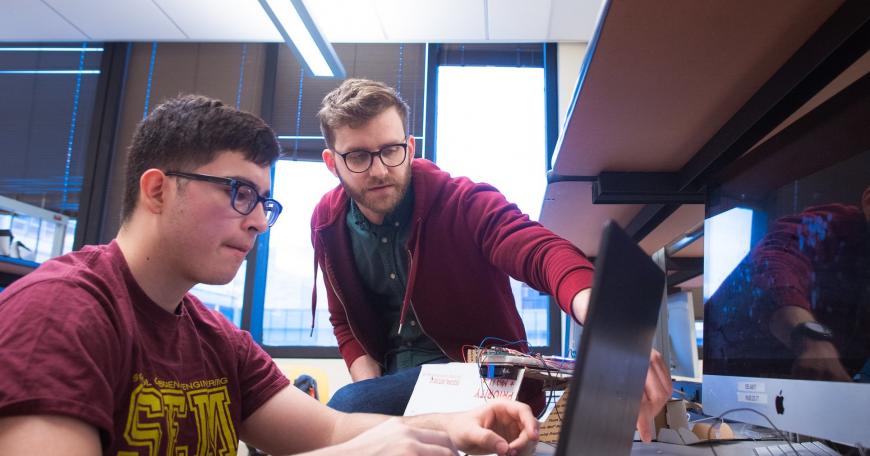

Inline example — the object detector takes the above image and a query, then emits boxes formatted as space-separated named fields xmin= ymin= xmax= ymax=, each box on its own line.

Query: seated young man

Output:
xmin=0 ymin=94 xmax=538 ymax=456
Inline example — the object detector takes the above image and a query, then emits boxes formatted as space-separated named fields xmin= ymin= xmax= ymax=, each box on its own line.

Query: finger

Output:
xmin=636 ymin=387 xmax=654 ymax=442
xmin=646 ymin=351 xmax=672 ymax=406
xmin=463 ymin=427 xmax=511 ymax=455
xmin=635 ymin=352 xmax=671 ymax=443
xmin=507 ymin=428 xmax=536 ymax=455
xmin=491 ymin=401 xmax=539 ymax=441
xmin=649 ymin=350 xmax=671 ymax=388
xmin=636 ymin=401 xmax=654 ymax=443
xmin=491 ymin=403 xmax=538 ymax=455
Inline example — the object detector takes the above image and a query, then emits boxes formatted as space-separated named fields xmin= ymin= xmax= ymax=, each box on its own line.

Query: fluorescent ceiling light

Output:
xmin=259 ymin=0 xmax=345 ymax=78
xmin=0 ymin=47 xmax=103 ymax=52
xmin=0 ymin=70 xmax=100 ymax=75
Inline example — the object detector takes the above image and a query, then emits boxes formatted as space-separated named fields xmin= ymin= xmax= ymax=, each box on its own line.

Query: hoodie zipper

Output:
xmin=400 ymin=220 xmax=456 ymax=362
xmin=406 ymin=295 xmax=456 ymax=362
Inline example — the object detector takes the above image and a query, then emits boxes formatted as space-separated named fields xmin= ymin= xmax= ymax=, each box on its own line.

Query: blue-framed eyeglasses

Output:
xmin=165 ymin=171 xmax=283 ymax=227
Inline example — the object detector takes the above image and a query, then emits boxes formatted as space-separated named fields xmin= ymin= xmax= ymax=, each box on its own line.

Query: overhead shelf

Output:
xmin=540 ymin=0 xmax=869 ymax=256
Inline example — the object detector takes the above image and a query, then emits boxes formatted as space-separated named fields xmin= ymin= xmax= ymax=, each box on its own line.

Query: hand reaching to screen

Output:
xmin=635 ymin=349 xmax=672 ymax=442
xmin=573 ymin=290 xmax=672 ymax=443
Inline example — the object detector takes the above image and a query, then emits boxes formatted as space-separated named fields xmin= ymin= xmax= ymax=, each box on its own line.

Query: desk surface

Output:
xmin=535 ymin=440 xmax=798 ymax=456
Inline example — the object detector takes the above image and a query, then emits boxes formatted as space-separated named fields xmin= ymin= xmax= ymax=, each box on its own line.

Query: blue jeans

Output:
xmin=327 ymin=366 xmax=422 ymax=415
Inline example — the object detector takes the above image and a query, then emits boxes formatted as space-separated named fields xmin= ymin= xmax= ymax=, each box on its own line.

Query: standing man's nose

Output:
xmin=368 ymin=154 xmax=389 ymax=177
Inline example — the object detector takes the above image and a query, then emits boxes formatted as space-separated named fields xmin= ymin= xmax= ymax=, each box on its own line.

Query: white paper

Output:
xmin=403 ymin=362 xmax=524 ymax=416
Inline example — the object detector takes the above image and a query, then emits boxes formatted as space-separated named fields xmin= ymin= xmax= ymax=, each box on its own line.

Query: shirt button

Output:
xmin=409 ymin=320 xmax=416 ymax=327
xmin=389 ymin=273 xmax=397 ymax=279
xmin=381 ymin=237 xmax=388 ymax=243
xmin=394 ymin=221 xmax=400 ymax=227
xmin=405 ymin=341 xmax=413 ymax=347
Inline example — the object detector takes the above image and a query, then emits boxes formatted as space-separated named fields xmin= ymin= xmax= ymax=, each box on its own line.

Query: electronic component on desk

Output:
xmin=466 ymin=348 xmax=574 ymax=373
xmin=478 ymin=364 xmax=524 ymax=379
xmin=479 ymin=353 xmax=547 ymax=368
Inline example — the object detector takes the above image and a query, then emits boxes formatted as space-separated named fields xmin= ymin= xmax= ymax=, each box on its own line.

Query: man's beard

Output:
xmin=337 ymin=166 xmax=411 ymax=220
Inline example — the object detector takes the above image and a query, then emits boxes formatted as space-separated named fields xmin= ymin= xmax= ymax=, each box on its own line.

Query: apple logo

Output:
xmin=775 ymin=390 xmax=785 ymax=415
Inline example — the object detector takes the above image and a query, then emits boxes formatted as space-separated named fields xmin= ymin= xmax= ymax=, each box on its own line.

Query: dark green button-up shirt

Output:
xmin=346 ymin=185 xmax=448 ymax=373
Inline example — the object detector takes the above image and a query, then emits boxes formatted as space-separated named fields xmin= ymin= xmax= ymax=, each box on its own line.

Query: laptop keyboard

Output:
xmin=753 ymin=441 xmax=839 ymax=456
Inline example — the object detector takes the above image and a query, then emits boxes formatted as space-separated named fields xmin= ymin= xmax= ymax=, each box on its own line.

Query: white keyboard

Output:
xmin=753 ymin=441 xmax=839 ymax=456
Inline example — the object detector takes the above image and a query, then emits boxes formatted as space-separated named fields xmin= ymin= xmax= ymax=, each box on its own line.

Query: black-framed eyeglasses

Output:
xmin=335 ymin=142 xmax=408 ymax=173
xmin=164 ymin=171 xmax=283 ymax=227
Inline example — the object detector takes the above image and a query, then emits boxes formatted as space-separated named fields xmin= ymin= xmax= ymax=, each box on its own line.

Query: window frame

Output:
xmin=424 ymin=43 xmax=562 ymax=356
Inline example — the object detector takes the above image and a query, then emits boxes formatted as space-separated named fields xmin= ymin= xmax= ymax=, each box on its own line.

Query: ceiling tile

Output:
xmin=488 ymin=0 xmax=551 ymax=41
xmin=549 ymin=0 xmax=604 ymax=41
xmin=374 ymin=0 xmax=486 ymax=42
xmin=4 ymin=0 xmax=605 ymax=44
xmin=304 ymin=0 xmax=386 ymax=43
xmin=0 ymin=0 xmax=88 ymax=40
xmin=44 ymin=0 xmax=186 ymax=41
xmin=153 ymin=0 xmax=281 ymax=42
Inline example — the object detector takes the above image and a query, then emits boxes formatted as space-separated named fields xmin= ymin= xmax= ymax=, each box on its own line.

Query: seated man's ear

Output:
xmin=139 ymin=169 xmax=170 ymax=215
xmin=407 ymin=135 xmax=416 ymax=163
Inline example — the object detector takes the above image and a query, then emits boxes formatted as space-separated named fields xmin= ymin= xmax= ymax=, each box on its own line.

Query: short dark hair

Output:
xmin=122 ymin=94 xmax=280 ymax=223
xmin=318 ymin=79 xmax=409 ymax=150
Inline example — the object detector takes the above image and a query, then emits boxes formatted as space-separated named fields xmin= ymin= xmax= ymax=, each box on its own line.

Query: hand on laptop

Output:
xmin=636 ymin=349 xmax=672 ymax=442
xmin=436 ymin=399 xmax=539 ymax=456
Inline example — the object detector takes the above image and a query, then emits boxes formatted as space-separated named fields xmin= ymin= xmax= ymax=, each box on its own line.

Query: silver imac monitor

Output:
xmin=702 ymin=148 xmax=870 ymax=447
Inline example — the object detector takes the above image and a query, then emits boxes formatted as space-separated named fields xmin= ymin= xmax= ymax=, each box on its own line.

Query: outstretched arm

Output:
xmin=241 ymin=386 xmax=538 ymax=456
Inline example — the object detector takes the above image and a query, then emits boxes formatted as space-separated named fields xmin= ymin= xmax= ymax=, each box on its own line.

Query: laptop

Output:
xmin=536 ymin=221 xmax=666 ymax=456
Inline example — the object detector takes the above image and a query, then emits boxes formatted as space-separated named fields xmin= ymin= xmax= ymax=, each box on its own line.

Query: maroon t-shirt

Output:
xmin=0 ymin=241 xmax=290 ymax=454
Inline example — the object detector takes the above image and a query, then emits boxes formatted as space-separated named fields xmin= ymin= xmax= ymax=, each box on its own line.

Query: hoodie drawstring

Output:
xmin=311 ymin=236 xmax=319 ymax=337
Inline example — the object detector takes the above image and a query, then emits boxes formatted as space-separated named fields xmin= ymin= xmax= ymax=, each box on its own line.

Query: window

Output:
xmin=262 ymin=161 xmax=337 ymax=346
xmin=0 ymin=44 xmax=102 ymax=266
xmin=194 ymin=261 xmax=247 ymax=327
xmin=434 ymin=65 xmax=551 ymax=347
xmin=703 ymin=207 xmax=754 ymax=300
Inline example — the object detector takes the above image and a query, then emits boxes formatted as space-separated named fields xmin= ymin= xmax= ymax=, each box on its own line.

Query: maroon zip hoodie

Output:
xmin=310 ymin=159 xmax=594 ymax=409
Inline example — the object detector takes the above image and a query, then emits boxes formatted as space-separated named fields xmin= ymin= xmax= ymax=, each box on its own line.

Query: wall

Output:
xmin=556 ymin=43 xmax=588 ymax=133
